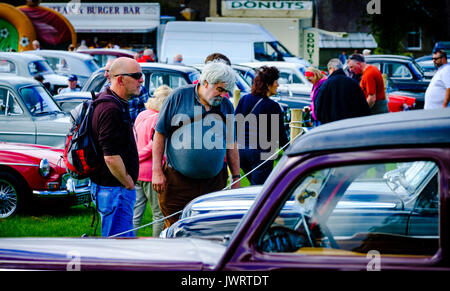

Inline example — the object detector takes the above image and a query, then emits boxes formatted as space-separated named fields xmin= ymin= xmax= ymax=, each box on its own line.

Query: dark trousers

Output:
xmin=158 ymin=163 xmax=228 ymax=228
xmin=239 ymin=149 xmax=274 ymax=186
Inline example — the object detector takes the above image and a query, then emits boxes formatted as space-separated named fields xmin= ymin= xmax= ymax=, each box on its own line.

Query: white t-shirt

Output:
xmin=424 ymin=63 xmax=450 ymax=109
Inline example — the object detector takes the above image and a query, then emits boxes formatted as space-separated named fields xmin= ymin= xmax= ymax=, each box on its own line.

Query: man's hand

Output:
xmin=152 ymin=169 xmax=166 ymax=193
xmin=104 ymin=155 xmax=135 ymax=190
xmin=230 ymin=177 xmax=241 ymax=189
xmin=366 ymin=94 xmax=376 ymax=108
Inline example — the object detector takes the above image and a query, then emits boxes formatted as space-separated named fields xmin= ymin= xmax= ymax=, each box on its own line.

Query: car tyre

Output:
xmin=0 ymin=172 xmax=25 ymax=218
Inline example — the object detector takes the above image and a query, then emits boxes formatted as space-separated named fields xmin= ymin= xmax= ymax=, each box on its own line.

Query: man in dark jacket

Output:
xmin=314 ymin=58 xmax=371 ymax=125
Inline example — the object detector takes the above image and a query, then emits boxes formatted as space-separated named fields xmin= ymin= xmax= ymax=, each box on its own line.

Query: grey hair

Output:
xmin=199 ymin=60 xmax=235 ymax=92
xmin=327 ymin=58 xmax=343 ymax=70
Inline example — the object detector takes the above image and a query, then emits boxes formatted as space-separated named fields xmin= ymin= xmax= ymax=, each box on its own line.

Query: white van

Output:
xmin=159 ymin=21 xmax=310 ymax=66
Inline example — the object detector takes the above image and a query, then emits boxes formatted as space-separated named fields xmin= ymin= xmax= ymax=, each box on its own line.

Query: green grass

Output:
xmin=0 ymin=204 xmax=96 ymax=237
xmin=0 ymin=175 xmax=251 ymax=238
xmin=0 ymin=203 xmax=158 ymax=238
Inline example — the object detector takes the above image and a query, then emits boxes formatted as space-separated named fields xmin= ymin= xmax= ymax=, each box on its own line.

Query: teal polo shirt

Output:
xmin=155 ymin=84 xmax=236 ymax=179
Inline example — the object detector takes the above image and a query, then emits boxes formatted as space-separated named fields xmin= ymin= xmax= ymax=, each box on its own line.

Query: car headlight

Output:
xmin=39 ymin=158 xmax=51 ymax=177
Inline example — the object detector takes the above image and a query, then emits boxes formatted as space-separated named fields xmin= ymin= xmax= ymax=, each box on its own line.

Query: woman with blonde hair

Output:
xmin=133 ymin=85 xmax=172 ymax=237
xmin=304 ymin=66 xmax=327 ymax=126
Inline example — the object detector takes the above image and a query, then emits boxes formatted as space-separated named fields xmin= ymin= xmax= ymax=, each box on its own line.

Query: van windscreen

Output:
xmin=254 ymin=41 xmax=295 ymax=62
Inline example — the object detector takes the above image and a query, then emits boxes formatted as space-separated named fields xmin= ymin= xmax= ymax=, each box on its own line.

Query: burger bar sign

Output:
xmin=226 ymin=1 xmax=313 ymax=10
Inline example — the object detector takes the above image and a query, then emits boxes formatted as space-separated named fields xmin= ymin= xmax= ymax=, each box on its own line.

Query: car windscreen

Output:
xmin=28 ymin=61 xmax=54 ymax=76
xmin=19 ymin=85 xmax=61 ymax=116
xmin=411 ymin=59 xmax=425 ymax=76
xmin=85 ymin=59 xmax=100 ymax=74
xmin=188 ymin=71 xmax=200 ymax=83
xmin=254 ymin=41 xmax=295 ymax=61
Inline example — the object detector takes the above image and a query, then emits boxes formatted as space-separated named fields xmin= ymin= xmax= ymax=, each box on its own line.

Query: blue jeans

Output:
xmin=91 ymin=182 xmax=136 ymax=237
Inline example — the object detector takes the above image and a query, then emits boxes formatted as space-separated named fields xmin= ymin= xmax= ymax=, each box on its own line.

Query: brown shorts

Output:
xmin=158 ymin=163 xmax=228 ymax=228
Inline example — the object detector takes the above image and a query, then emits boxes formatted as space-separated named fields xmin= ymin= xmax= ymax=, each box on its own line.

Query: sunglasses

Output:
xmin=114 ymin=72 xmax=143 ymax=80
xmin=432 ymin=56 xmax=443 ymax=61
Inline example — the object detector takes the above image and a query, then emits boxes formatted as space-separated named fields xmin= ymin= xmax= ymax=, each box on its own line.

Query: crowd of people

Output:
xmin=84 ymin=45 xmax=448 ymax=238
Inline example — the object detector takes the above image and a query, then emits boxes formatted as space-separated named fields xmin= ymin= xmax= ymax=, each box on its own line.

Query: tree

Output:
xmin=360 ymin=0 xmax=446 ymax=54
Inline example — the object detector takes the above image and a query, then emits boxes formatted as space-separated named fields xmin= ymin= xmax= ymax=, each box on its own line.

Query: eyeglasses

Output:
xmin=432 ymin=56 xmax=443 ymax=61
xmin=114 ymin=72 xmax=143 ymax=80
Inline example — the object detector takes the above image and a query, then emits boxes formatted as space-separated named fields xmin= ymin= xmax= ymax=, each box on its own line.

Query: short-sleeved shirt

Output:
xmin=155 ymin=84 xmax=235 ymax=179
xmin=360 ymin=65 xmax=386 ymax=101
xmin=59 ymin=87 xmax=81 ymax=94
xmin=424 ymin=63 xmax=450 ymax=109
xmin=91 ymin=88 xmax=139 ymax=186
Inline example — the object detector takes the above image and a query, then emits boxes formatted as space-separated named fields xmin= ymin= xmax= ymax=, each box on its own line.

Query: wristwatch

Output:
xmin=232 ymin=174 xmax=241 ymax=180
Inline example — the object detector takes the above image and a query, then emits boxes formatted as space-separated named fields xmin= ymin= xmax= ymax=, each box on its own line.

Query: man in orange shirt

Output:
xmin=348 ymin=54 xmax=388 ymax=114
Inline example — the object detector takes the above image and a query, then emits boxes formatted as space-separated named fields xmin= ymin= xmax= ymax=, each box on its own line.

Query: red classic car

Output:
xmin=0 ymin=142 xmax=90 ymax=218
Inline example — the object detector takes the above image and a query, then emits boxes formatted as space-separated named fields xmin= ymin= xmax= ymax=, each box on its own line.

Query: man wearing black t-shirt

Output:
xmin=91 ymin=57 xmax=142 ymax=237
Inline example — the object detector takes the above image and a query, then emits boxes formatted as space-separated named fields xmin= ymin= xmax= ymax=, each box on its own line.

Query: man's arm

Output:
xmin=226 ymin=142 xmax=241 ymax=189
xmin=443 ymin=88 xmax=450 ymax=107
xmin=152 ymin=131 xmax=167 ymax=193
xmin=104 ymin=155 xmax=135 ymax=190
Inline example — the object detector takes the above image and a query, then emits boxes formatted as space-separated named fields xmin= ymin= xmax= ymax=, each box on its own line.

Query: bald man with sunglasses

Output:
xmin=90 ymin=57 xmax=143 ymax=237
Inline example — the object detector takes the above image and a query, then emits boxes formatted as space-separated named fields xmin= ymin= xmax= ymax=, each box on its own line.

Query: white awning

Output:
xmin=41 ymin=2 xmax=160 ymax=33
xmin=319 ymin=31 xmax=378 ymax=49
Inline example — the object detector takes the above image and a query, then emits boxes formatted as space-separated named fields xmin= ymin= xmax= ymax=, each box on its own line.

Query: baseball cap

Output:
xmin=68 ymin=74 xmax=78 ymax=81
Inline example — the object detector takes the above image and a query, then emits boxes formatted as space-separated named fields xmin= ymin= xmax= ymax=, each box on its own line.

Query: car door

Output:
xmin=0 ymin=86 xmax=35 ymax=144
xmin=221 ymin=148 xmax=449 ymax=271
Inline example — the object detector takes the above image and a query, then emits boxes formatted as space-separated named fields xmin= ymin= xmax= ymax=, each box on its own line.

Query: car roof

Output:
xmin=0 ymin=74 xmax=40 ymax=87
xmin=77 ymin=48 xmax=136 ymax=56
xmin=0 ymin=52 xmax=45 ymax=61
xmin=53 ymin=91 xmax=92 ymax=100
xmin=286 ymin=109 xmax=450 ymax=156
xmin=364 ymin=54 xmax=414 ymax=61
xmin=139 ymin=62 xmax=200 ymax=73
xmin=89 ymin=62 xmax=199 ymax=75
xmin=240 ymin=61 xmax=304 ymax=69
xmin=24 ymin=50 xmax=94 ymax=61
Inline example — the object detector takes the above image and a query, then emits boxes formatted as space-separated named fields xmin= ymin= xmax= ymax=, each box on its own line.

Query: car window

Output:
xmin=44 ymin=57 xmax=68 ymax=75
xmin=0 ymin=60 xmax=16 ymax=73
xmin=369 ymin=62 xmax=381 ymax=71
xmin=278 ymin=69 xmax=303 ymax=85
xmin=28 ymin=61 xmax=53 ymax=76
xmin=0 ymin=87 xmax=23 ymax=116
xmin=85 ymin=73 xmax=107 ymax=92
xmin=148 ymin=72 xmax=189 ymax=94
xmin=385 ymin=63 xmax=413 ymax=79
xmin=19 ymin=86 xmax=60 ymax=115
xmin=258 ymin=160 xmax=439 ymax=258
xmin=254 ymin=41 xmax=289 ymax=61
xmin=85 ymin=60 xmax=99 ymax=73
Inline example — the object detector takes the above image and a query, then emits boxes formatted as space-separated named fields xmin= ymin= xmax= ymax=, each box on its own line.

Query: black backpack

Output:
xmin=63 ymin=92 xmax=124 ymax=179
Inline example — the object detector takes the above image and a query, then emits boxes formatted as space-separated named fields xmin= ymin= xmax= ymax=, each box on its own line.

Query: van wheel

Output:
xmin=0 ymin=172 xmax=24 ymax=218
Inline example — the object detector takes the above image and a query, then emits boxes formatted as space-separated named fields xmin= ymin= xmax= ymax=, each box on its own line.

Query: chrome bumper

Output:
xmin=32 ymin=177 xmax=91 ymax=201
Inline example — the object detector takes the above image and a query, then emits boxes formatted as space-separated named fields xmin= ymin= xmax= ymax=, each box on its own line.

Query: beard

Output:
xmin=208 ymin=96 xmax=222 ymax=106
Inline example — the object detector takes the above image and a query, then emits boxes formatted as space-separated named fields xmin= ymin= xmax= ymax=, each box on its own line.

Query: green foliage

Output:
xmin=360 ymin=0 xmax=445 ymax=54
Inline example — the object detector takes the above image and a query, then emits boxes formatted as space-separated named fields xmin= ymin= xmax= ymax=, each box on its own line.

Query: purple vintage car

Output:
xmin=0 ymin=108 xmax=449 ymax=272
